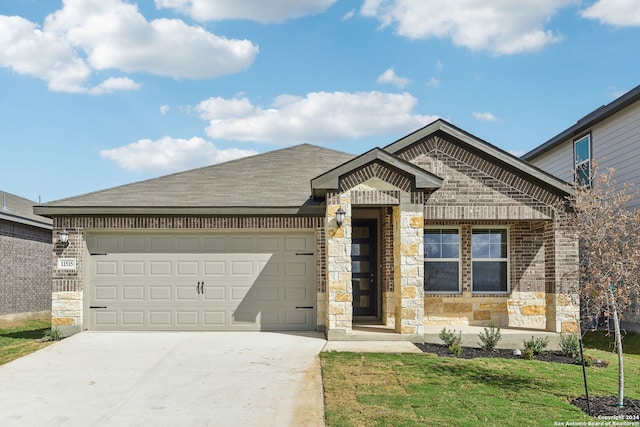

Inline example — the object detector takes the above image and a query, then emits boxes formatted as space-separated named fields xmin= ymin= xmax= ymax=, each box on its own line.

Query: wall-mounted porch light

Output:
xmin=335 ymin=206 xmax=346 ymax=228
xmin=59 ymin=228 xmax=69 ymax=246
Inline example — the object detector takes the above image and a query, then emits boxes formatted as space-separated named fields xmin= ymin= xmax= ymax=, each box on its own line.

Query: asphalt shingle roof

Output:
xmin=36 ymin=144 xmax=355 ymax=216
xmin=1 ymin=191 xmax=52 ymax=228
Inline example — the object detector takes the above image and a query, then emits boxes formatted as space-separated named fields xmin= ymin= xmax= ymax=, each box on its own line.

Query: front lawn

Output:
xmin=321 ymin=349 xmax=640 ymax=427
xmin=0 ymin=320 xmax=54 ymax=365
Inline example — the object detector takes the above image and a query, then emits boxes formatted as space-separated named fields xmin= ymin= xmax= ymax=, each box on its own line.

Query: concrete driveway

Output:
xmin=0 ymin=332 xmax=327 ymax=427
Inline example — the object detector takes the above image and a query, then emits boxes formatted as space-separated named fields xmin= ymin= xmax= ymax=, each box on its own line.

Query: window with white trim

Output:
xmin=424 ymin=228 xmax=460 ymax=293
xmin=574 ymin=134 xmax=591 ymax=188
xmin=472 ymin=228 xmax=508 ymax=293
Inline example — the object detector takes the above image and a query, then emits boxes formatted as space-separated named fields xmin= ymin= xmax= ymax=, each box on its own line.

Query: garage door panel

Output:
xmin=149 ymin=286 xmax=171 ymax=301
xmin=177 ymin=261 xmax=199 ymax=275
xmin=122 ymin=286 xmax=144 ymax=301
xmin=204 ymin=261 xmax=225 ymax=275
xmin=88 ymin=232 xmax=316 ymax=331
xmin=150 ymin=261 xmax=172 ymax=275
xmin=122 ymin=311 xmax=145 ymax=325
xmin=95 ymin=261 xmax=118 ymax=276
xmin=149 ymin=311 xmax=172 ymax=326
xmin=203 ymin=287 xmax=225 ymax=300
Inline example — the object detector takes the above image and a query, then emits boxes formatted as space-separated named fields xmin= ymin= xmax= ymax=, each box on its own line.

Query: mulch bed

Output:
xmin=414 ymin=343 xmax=640 ymax=419
xmin=413 ymin=343 xmax=577 ymax=364
xmin=572 ymin=396 xmax=640 ymax=419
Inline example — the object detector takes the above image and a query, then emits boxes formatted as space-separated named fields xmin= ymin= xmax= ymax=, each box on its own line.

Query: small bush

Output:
xmin=522 ymin=348 xmax=535 ymax=360
xmin=439 ymin=327 xmax=462 ymax=348
xmin=523 ymin=336 xmax=549 ymax=355
xmin=478 ymin=323 xmax=501 ymax=352
xmin=449 ymin=342 xmax=462 ymax=357
xmin=42 ymin=327 xmax=62 ymax=342
xmin=559 ymin=333 xmax=580 ymax=358
xmin=580 ymin=354 xmax=610 ymax=368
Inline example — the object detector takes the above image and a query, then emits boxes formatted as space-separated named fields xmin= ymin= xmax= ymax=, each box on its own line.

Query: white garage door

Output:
xmin=86 ymin=232 xmax=316 ymax=331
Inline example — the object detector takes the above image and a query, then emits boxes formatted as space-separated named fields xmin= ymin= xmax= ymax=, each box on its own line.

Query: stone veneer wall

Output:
xmin=325 ymin=194 xmax=353 ymax=337
xmin=393 ymin=200 xmax=424 ymax=337
xmin=51 ymin=216 xmax=325 ymax=334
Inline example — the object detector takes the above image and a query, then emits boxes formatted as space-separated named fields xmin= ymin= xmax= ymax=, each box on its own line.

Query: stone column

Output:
xmin=325 ymin=193 xmax=353 ymax=340
xmin=393 ymin=196 xmax=425 ymax=339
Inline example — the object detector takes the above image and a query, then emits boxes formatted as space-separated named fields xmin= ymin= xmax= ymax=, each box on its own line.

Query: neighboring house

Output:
xmin=523 ymin=84 xmax=640 ymax=330
xmin=0 ymin=191 xmax=52 ymax=322
xmin=35 ymin=119 xmax=579 ymax=339
xmin=522 ymin=83 xmax=640 ymax=208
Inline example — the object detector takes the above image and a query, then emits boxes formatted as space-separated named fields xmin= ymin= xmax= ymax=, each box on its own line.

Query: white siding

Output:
xmin=529 ymin=100 xmax=640 ymax=209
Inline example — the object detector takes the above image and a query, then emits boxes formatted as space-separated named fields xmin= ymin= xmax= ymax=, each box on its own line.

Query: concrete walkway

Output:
xmin=0 ymin=332 xmax=327 ymax=427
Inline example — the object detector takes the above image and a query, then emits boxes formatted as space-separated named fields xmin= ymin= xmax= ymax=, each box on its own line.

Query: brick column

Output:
xmin=393 ymin=196 xmax=424 ymax=339
xmin=325 ymin=193 xmax=353 ymax=340
xmin=51 ymin=225 xmax=83 ymax=336
xmin=544 ymin=221 xmax=580 ymax=332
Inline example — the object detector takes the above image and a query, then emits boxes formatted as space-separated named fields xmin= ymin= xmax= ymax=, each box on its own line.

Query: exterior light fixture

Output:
xmin=59 ymin=228 xmax=69 ymax=245
xmin=335 ymin=207 xmax=346 ymax=228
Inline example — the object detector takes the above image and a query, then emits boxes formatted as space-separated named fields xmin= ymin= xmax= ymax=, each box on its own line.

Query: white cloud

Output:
xmin=0 ymin=0 xmax=258 ymax=94
xmin=427 ymin=77 xmax=440 ymax=88
xmin=435 ymin=60 xmax=444 ymax=72
xmin=155 ymin=0 xmax=336 ymax=23
xmin=88 ymin=77 xmax=141 ymax=95
xmin=360 ymin=0 xmax=576 ymax=55
xmin=160 ymin=105 xmax=170 ymax=115
xmin=473 ymin=112 xmax=499 ymax=122
xmin=581 ymin=0 xmax=640 ymax=26
xmin=510 ymin=149 xmax=526 ymax=157
xmin=100 ymin=136 xmax=258 ymax=173
xmin=195 ymin=91 xmax=438 ymax=144
xmin=342 ymin=9 xmax=356 ymax=20
xmin=376 ymin=68 xmax=410 ymax=88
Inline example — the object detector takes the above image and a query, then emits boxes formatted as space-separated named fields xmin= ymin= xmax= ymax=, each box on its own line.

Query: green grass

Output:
xmin=321 ymin=350 xmax=640 ymax=427
xmin=0 ymin=320 xmax=54 ymax=365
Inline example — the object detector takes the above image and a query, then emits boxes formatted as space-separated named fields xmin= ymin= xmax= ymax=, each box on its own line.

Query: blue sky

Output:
xmin=2 ymin=0 xmax=639 ymax=203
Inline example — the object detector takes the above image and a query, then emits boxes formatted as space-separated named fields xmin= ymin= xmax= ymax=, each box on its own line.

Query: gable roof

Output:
xmin=522 ymin=83 xmax=640 ymax=161
xmin=1 ymin=191 xmax=52 ymax=229
xmin=385 ymin=119 xmax=574 ymax=197
xmin=35 ymin=144 xmax=355 ymax=217
xmin=311 ymin=147 xmax=442 ymax=200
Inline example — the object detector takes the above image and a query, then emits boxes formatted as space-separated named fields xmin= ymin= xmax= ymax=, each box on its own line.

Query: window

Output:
xmin=424 ymin=228 xmax=460 ymax=292
xmin=574 ymin=134 xmax=591 ymax=187
xmin=472 ymin=228 xmax=508 ymax=293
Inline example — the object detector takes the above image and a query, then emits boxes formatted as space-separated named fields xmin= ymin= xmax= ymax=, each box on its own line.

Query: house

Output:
xmin=0 ymin=191 xmax=52 ymax=323
xmin=522 ymin=83 xmax=640 ymax=208
xmin=523 ymin=84 xmax=640 ymax=330
xmin=34 ymin=119 xmax=579 ymax=339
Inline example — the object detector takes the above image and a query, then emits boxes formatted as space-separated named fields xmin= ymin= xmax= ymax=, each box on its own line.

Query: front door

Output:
xmin=351 ymin=220 xmax=377 ymax=317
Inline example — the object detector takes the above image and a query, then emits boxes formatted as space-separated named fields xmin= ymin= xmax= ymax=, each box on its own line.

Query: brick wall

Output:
xmin=0 ymin=219 xmax=52 ymax=315
xmin=397 ymin=135 xmax=562 ymax=220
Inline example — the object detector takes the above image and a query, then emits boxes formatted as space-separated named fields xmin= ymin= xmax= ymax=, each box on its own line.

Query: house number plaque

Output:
xmin=57 ymin=258 xmax=77 ymax=270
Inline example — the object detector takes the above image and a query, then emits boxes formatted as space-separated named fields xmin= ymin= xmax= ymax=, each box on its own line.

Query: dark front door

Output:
xmin=352 ymin=220 xmax=377 ymax=317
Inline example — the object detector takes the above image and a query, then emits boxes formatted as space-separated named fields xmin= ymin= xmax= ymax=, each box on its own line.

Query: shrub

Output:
xmin=449 ymin=342 xmax=462 ymax=357
xmin=42 ymin=327 xmax=62 ymax=342
xmin=439 ymin=327 xmax=462 ymax=348
xmin=478 ymin=323 xmax=502 ymax=352
xmin=523 ymin=336 xmax=549 ymax=355
xmin=522 ymin=348 xmax=535 ymax=360
xmin=559 ymin=333 xmax=580 ymax=358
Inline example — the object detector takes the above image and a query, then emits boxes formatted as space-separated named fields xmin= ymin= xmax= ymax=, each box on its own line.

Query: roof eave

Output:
xmin=33 ymin=205 xmax=325 ymax=218
xmin=0 ymin=212 xmax=53 ymax=230
xmin=522 ymin=84 xmax=640 ymax=161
